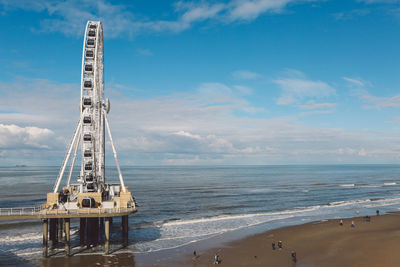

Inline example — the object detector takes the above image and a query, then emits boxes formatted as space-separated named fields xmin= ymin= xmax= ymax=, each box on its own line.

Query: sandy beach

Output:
xmin=25 ymin=213 xmax=400 ymax=266
xmin=154 ymin=213 xmax=400 ymax=267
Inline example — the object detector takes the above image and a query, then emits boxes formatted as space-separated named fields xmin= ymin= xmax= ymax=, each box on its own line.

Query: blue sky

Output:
xmin=0 ymin=0 xmax=399 ymax=166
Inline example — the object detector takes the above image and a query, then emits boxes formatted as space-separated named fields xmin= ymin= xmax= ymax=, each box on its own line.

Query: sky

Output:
xmin=0 ymin=0 xmax=399 ymax=166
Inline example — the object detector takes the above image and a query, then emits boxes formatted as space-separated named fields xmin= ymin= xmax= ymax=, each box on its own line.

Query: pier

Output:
xmin=0 ymin=20 xmax=138 ymax=258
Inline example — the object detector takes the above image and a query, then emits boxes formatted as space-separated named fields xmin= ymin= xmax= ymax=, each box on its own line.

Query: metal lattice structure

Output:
xmin=53 ymin=21 xmax=127 ymax=200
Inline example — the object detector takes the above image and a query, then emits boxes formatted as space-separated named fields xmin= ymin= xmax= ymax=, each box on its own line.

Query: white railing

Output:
xmin=0 ymin=205 xmax=43 ymax=216
xmin=41 ymin=207 xmax=136 ymax=216
xmin=0 ymin=205 xmax=136 ymax=217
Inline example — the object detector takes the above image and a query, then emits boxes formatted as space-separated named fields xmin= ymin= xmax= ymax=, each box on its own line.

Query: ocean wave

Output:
xmin=0 ymin=233 xmax=42 ymax=243
xmin=338 ymin=182 xmax=398 ymax=188
xmin=359 ymin=185 xmax=382 ymax=188
xmin=328 ymin=199 xmax=371 ymax=206
xmin=0 ymin=229 xmax=79 ymax=243
xmin=162 ymin=206 xmax=322 ymax=227
xmin=384 ymin=182 xmax=397 ymax=186
xmin=339 ymin=184 xmax=355 ymax=187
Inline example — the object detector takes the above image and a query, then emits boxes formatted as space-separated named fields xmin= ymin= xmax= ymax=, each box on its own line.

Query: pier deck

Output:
xmin=0 ymin=206 xmax=137 ymax=221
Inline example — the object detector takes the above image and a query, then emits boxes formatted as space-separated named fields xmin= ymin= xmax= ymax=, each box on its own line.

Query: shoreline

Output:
xmin=162 ymin=212 xmax=400 ymax=267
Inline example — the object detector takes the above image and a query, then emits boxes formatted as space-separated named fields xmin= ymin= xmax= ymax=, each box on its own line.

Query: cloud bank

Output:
xmin=0 ymin=72 xmax=399 ymax=165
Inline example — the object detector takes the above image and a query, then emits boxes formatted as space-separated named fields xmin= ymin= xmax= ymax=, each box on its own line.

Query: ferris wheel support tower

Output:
xmin=52 ymin=21 xmax=127 ymax=195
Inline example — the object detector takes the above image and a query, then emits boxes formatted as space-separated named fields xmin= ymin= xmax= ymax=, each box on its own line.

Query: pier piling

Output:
xmin=87 ymin=218 xmax=99 ymax=248
xmin=42 ymin=219 xmax=48 ymax=257
xmin=64 ymin=218 xmax=70 ymax=256
xmin=105 ymin=217 xmax=110 ymax=254
xmin=80 ymin=218 xmax=86 ymax=247
xmin=122 ymin=215 xmax=128 ymax=247
xmin=58 ymin=218 xmax=63 ymax=241
xmin=49 ymin=219 xmax=57 ymax=250
xmin=100 ymin=217 xmax=104 ymax=230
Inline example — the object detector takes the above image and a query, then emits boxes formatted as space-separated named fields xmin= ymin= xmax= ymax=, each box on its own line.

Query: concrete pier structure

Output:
xmin=42 ymin=219 xmax=48 ymax=257
xmin=105 ymin=217 xmax=110 ymax=254
xmin=58 ymin=218 xmax=63 ymax=241
xmin=41 ymin=211 xmax=135 ymax=257
xmin=49 ymin=219 xmax=57 ymax=250
xmin=122 ymin=215 xmax=129 ymax=247
xmin=80 ymin=218 xmax=86 ymax=247
xmin=64 ymin=218 xmax=70 ymax=256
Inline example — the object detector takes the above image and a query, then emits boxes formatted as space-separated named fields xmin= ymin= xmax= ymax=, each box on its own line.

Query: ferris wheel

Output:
xmin=53 ymin=21 xmax=127 ymax=196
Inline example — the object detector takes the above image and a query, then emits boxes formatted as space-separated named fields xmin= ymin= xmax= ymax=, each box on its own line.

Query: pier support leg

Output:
xmin=55 ymin=219 xmax=58 ymax=245
xmin=95 ymin=217 xmax=99 ymax=245
xmin=64 ymin=218 xmax=70 ymax=257
xmin=80 ymin=218 xmax=86 ymax=247
xmin=122 ymin=215 xmax=128 ymax=247
xmin=105 ymin=217 xmax=110 ymax=255
xmin=100 ymin=217 xmax=104 ymax=228
xmin=87 ymin=218 xmax=99 ymax=248
xmin=49 ymin=219 xmax=57 ymax=250
xmin=87 ymin=218 xmax=92 ymax=248
xmin=42 ymin=219 xmax=48 ymax=258
xmin=58 ymin=218 xmax=63 ymax=241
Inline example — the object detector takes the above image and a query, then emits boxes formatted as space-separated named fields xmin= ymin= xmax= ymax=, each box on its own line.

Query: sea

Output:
xmin=1 ymin=165 xmax=400 ymax=265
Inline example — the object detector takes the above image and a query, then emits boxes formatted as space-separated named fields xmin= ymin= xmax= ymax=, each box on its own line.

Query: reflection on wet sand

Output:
xmin=42 ymin=252 xmax=135 ymax=267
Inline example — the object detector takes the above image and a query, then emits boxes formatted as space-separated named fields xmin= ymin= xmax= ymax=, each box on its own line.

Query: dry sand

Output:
xmin=167 ymin=214 xmax=400 ymax=267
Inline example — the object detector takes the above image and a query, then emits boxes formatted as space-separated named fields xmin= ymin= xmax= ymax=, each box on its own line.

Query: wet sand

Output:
xmin=166 ymin=214 xmax=400 ymax=267
xmin=42 ymin=252 xmax=136 ymax=267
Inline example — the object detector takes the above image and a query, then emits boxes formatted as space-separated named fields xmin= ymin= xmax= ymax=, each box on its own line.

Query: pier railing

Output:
xmin=40 ymin=207 xmax=136 ymax=216
xmin=0 ymin=205 xmax=43 ymax=216
xmin=0 ymin=206 xmax=137 ymax=220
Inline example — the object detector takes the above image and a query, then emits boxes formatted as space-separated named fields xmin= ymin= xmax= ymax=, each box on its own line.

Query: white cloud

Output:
xmin=233 ymin=85 xmax=253 ymax=95
xmin=343 ymin=77 xmax=371 ymax=87
xmin=332 ymin=9 xmax=370 ymax=21
xmin=227 ymin=0 xmax=305 ymax=21
xmin=175 ymin=130 xmax=201 ymax=140
xmin=232 ymin=70 xmax=261 ymax=80
xmin=176 ymin=1 xmax=225 ymax=23
xmin=299 ymin=100 xmax=336 ymax=110
xmin=359 ymin=91 xmax=400 ymax=109
xmin=0 ymin=0 xmax=320 ymax=37
xmin=274 ymin=75 xmax=336 ymax=105
xmin=0 ymin=124 xmax=54 ymax=149
xmin=344 ymin=77 xmax=400 ymax=109
xmin=136 ymin=48 xmax=153 ymax=56
xmin=0 ymin=77 xmax=80 ymax=129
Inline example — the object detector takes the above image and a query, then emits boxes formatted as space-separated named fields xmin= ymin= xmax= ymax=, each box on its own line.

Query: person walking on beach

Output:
xmin=214 ymin=254 xmax=220 ymax=264
xmin=376 ymin=210 xmax=380 ymax=216
xmin=291 ymin=251 xmax=297 ymax=263
xmin=272 ymin=241 xmax=276 ymax=250
xmin=339 ymin=219 xmax=343 ymax=226
xmin=278 ymin=240 xmax=282 ymax=249
xmin=351 ymin=221 xmax=355 ymax=227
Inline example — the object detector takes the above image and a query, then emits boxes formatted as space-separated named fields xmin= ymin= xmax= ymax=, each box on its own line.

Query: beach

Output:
xmin=162 ymin=213 xmax=400 ymax=267
xmin=35 ymin=213 xmax=400 ymax=267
